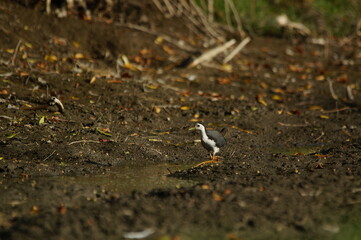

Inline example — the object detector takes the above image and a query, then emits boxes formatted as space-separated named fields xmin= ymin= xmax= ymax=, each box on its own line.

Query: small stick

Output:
xmin=188 ymin=39 xmax=236 ymax=68
xmin=321 ymin=107 xmax=350 ymax=113
xmin=11 ymin=40 xmax=22 ymax=66
xmin=327 ymin=78 xmax=338 ymax=100
xmin=43 ymin=150 xmax=56 ymax=161
xmin=207 ymin=0 xmax=214 ymax=22
xmin=223 ymin=37 xmax=251 ymax=63
xmin=346 ymin=85 xmax=354 ymax=101
xmin=278 ymin=122 xmax=309 ymax=127
xmin=68 ymin=140 xmax=100 ymax=145
xmin=314 ymin=132 xmax=324 ymax=141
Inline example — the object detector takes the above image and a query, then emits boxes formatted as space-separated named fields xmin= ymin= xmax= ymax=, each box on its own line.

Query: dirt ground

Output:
xmin=0 ymin=1 xmax=361 ymax=239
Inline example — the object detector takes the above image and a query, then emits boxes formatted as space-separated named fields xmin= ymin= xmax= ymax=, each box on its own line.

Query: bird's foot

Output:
xmin=193 ymin=158 xmax=222 ymax=168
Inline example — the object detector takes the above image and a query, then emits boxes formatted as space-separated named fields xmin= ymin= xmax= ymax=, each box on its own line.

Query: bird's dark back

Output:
xmin=206 ymin=130 xmax=226 ymax=147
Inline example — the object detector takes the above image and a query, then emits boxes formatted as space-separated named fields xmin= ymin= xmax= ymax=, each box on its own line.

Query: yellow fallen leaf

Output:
xmin=7 ymin=133 xmax=18 ymax=139
xmin=155 ymin=36 xmax=163 ymax=44
xmin=148 ymin=139 xmax=162 ymax=142
xmin=309 ymin=105 xmax=323 ymax=111
xmin=39 ymin=116 xmax=45 ymax=125
xmin=123 ymin=63 xmax=138 ymax=71
xmin=73 ymin=41 xmax=80 ymax=48
xmin=180 ymin=106 xmax=190 ymax=111
xmin=24 ymin=42 xmax=33 ymax=49
xmin=272 ymin=95 xmax=283 ymax=102
xmin=316 ymin=75 xmax=325 ymax=81
xmin=5 ymin=49 xmax=14 ymax=54
xmin=319 ymin=115 xmax=329 ymax=119
xmin=146 ymin=85 xmax=159 ymax=90
xmin=44 ymin=55 xmax=58 ymax=62
xmin=75 ymin=53 xmax=85 ymax=59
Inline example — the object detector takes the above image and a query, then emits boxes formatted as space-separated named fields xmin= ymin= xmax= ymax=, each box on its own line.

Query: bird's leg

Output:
xmin=193 ymin=153 xmax=222 ymax=168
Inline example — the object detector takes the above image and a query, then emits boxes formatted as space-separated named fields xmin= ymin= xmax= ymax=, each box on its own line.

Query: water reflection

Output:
xmin=61 ymin=163 xmax=197 ymax=194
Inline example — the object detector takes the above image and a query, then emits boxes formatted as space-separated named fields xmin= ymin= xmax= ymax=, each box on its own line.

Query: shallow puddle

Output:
xmin=57 ymin=163 xmax=198 ymax=194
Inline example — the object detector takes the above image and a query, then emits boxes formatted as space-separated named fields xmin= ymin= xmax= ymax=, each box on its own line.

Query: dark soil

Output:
xmin=0 ymin=1 xmax=360 ymax=239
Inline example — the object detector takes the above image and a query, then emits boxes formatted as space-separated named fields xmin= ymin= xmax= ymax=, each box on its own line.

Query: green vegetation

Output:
xmin=196 ymin=0 xmax=361 ymax=37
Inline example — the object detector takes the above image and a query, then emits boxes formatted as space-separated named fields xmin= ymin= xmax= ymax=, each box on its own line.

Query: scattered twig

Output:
xmin=321 ymin=107 xmax=350 ymax=114
xmin=43 ymin=150 xmax=56 ymax=161
xmin=223 ymin=37 xmax=251 ymax=63
xmin=327 ymin=78 xmax=338 ymax=100
xmin=346 ymin=85 xmax=354 ymax=101
xmin=278 ymin=122 xmax=310 ymax=127
xmin=68 ymin=140 xmax=100 ymax=145
xmin=11 ymin=40 xmax=22 ymax=66
xmin=188 ymin=39 xmax=236 ymax=68
xmin=314 ymin=132 xmax=325 ymax=141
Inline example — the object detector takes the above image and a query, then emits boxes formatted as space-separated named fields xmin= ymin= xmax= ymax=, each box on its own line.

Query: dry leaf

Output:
xmin=272 ymin=95 xmax=283 ymax=102
xmin=75 ymin=53 xmax=85 ymax=59
xmin=256 ymin=94 xmax=267 ymax=106
xmin=336 ymin=74 xmax=348 ymax=83
xmin=309 ymin=105 xmax=323 ymax=111
xmin=217 ymin=77 xmax=231 ymax=85
xmin=0 ymin=89 xmax=9 ymax=95
xmin=44 ymin=55 xmax=58 ymax=62
xmin=162 ymin=45 xmax=175 ymax=55
xmin=212 ymin=192 xmax=223 ymax=202
xmin=316 ymin=75 xmax=325 ymax=81
xmin=319 ymin=115 xmax=329 ymax=119
xmin=153 ymin=106 xmax=161 ymax=113
xmin=180 ymin=106 xmax=190 ymax=111
xmin=107 ymin=80 xmax=123 ymax=84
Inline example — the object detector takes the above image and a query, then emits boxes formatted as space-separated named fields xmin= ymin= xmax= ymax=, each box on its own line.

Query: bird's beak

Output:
xmin=188 ymin=127 xmax=196 ymax=131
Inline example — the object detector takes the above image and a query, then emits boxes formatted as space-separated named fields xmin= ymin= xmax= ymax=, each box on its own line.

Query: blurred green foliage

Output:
xmin=196 ymin=0 xmax=361 ymax=36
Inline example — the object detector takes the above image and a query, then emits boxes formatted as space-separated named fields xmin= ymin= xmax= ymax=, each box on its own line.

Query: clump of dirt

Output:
xmin=0 ymin=1 xmax=361 ymax=239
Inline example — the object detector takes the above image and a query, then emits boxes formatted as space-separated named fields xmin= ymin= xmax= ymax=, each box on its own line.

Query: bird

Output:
xmin=194 ymin=123 xmax=226 ymax=167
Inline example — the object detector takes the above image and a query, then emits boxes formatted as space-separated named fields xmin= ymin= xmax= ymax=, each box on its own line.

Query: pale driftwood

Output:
xmin=188 ymin=39 xmax=236 ymax=68
xmin=117 ymin=23 xmax=197 ymax=52
xmin=223 ymin=36 xmax=251 ymax=63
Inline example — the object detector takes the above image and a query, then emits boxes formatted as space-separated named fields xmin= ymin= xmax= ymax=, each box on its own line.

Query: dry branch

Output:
xmin=223 ymin=36 xmax=251 ymax=63
xmin=188 ymin=39 xmax=236 ymax=68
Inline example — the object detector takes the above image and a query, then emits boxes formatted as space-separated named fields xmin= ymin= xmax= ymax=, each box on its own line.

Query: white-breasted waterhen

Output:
xmin=194 ymin=123 xmax=227 ymax=167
